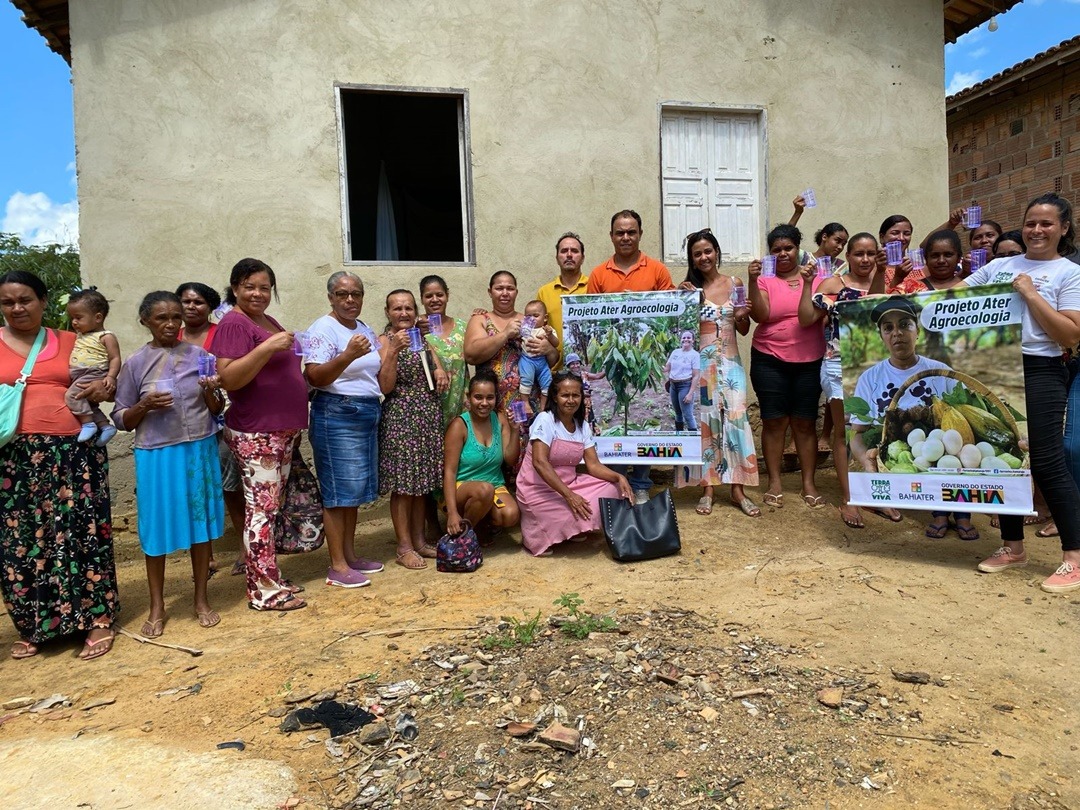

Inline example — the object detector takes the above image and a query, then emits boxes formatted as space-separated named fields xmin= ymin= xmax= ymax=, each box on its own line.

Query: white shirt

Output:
xmin=852 ymin=355 xmax=954 ymax=425
xmin=529 ymin=410 xmax=596 ymax=451
xmin=965 ymin=254 xmax=1080 ymax=356
xmin=522 ymin=326 xmax=559 ymax=359
xmin=667 ymin=347 xmax=698 ymax=381
xmin=304 ymin=314 xmax=382 ymax=397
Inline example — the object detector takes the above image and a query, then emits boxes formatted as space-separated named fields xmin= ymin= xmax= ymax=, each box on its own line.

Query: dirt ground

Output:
xmin=1 ymin=460 xmax=1078 ymax=809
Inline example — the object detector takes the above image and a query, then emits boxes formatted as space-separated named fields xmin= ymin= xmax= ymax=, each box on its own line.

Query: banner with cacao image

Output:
xmin=561 ymin=290 xmax=701 ymax=466
xmin=837 ymin=283 xmax=1032 ymax=514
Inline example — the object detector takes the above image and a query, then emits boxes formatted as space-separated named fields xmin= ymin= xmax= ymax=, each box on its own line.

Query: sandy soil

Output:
xmin=0 ymin=466 xmax=1077 ymax=809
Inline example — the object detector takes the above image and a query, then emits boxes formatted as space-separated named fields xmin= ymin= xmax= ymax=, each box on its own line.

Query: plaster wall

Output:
xmin=69 ymin=0 xmax=949 ymax=353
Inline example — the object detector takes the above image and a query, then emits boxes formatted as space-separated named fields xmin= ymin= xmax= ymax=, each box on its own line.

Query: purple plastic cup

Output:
xmin=761 ymin=256 xmax=777 ymax=277
xmin=969 ymin=248 xmax=987 ymax=272
xmin=885 ymin=241 xmax=904 ymax=265
xmin=155 ymin=378 xmax=175 ymax=400
xmin=907 ymin=248 xmax=926 ymax=270
xmin=511 ymin=400 xmax=529 ymax=423
xmin=815 ymin=256 xmax=832 ymax=278
xmin=803 ymin=188 xmax=817 ymax=208
xmin=519 ymin=316 xmax=536 ymax=337
xmin=963 ymin=205 xmax=982 ymax=230
xmin=407 ymin=327 xmax=424 ymax=352
xmin=293 ymin=330 xmax=312 ymax=356
xmin=197 ymin=353 xmax=215 ymax=379
xmin=731 ymin=284 xmax=747 ymax=307
xmin=426 ymin=313 xmax=442 ymax=335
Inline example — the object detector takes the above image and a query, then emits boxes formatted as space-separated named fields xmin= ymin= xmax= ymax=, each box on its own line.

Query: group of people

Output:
xmin=3 ymin=193 xmax=1079 ymax=662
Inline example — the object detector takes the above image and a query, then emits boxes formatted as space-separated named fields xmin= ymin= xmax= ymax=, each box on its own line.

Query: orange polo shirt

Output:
xmin=586 ymin=253 xmax=675 ymax=293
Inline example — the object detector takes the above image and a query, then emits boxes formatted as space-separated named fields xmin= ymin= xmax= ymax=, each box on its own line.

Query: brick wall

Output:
xmin=948 ymin=65 xmax=1080 ymax=228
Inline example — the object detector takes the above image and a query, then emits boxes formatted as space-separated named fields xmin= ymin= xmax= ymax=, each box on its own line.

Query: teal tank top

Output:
xmin=457 ymin=412 xmax=505 ymax=486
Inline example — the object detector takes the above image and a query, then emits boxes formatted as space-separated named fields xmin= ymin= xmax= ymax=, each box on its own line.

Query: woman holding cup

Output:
xmin=303 ymin=272 xmax=385 ymax=588
xmin=209 ymin=258 xmax=309 ymax=611
xmin=676 ymin=229 xmax=759 ymax=517
xmin=378 ymin=289 xmax=448 ymax=569
xmin=878 ymin=215 xmax=918 ymax=291
xmin=748 ymin=224 xmax=825 ymax=509
xmin=113 ymin=291 xmax=225 ymax=635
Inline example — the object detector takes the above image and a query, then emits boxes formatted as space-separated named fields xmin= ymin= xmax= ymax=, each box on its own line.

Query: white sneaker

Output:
xmin=633 ymin=489 xmax=650 ymax=506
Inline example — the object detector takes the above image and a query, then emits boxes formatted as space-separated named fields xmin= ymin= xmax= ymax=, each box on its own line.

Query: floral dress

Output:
xmin=476 ymin=315 xmax=532 ymax=477
xmin=425 ymin=316 xmax=469 ymax=433
xmin=677 ymin=287 xmax=759 ymax=487
xmin=379 ymin=339 xmax=444 ymax=496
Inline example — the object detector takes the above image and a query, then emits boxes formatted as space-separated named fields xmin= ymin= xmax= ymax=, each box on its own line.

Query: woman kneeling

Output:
xmin=516 ymin=370 xmax=632 ymax=556
xmin=443 ymin=370 xmax=520 ymax=542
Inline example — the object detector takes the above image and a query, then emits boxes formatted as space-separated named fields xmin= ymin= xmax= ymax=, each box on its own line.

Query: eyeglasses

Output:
xmin=683 ymin=228 xmax=714 ymax=248
xmin=332 ymin=291 xmax=364 ymax=301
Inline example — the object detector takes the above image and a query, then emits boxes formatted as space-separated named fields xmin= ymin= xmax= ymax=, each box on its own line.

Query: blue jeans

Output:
xmin=309 ymin=392 xmax=380 ymax=508
xmin=617 ymin=465 xmax=653 ymax=492
xmin=669 ymin=378 xmax=697 ymax=431
xmin=518 ymin=353 xmax=551 ymax=397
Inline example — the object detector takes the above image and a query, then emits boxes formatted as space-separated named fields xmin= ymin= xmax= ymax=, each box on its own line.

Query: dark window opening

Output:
xmin=341 ymin=89 xmax=469 ymax=262
xmin=1010 ymin=119 xmax=1024 ymax=136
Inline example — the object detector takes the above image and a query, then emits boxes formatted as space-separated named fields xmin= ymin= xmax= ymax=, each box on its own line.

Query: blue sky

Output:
xmin=1 ymin=0 xmax=1078 ymax=247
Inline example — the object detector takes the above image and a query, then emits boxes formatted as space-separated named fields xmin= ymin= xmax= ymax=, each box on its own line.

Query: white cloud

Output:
xmin=2 ymin=191 xmax=79 ymax=247
xmin=970 ymin=46 xmax=989 ymax=58
xmin=947 ymin=70 xmax=983 ymax=95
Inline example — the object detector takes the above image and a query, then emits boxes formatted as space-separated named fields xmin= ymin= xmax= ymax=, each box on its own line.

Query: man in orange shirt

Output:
xmin=587 ymin=210 xmax=675 ymax=503
xmin=586 ymin=210 xmax=675 ymax=294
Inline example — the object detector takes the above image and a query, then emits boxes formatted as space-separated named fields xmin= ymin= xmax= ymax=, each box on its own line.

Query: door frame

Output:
xmin=656 ymin=102 xmax=769 ymax=263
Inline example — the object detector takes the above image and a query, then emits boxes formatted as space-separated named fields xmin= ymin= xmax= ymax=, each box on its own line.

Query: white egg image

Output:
xmin=942 ymin=429 xmax=964 ymax=456
xmin=921 ymin=438 xmax=945 ymax=463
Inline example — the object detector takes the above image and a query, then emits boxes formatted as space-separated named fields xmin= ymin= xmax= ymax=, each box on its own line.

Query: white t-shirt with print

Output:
xmin=304 ymin=314 xmax=382 ymax=397
xmin=666 ymin=347 xmax=699 ymax=381
xmin=528 ymin=410 xmax=595 ymax=451
xmin=965 ymin=255 xmax=1080 ymax=356
xmin=852 ymin=355 xmax=954 ymax=425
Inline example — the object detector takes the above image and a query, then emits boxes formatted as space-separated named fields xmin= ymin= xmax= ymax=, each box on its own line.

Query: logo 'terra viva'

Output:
xmin=871 ymin=479 xmax=892 ymax=501
xmin=637 ymin=445 xmax=683 ymax=458
xmin=941 ymin=487 xmax=1005 ymax=504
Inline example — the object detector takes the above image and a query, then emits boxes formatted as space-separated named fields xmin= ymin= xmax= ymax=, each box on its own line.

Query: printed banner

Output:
xmin=838 ymin=284 xmax=1032 ymax=514
xmin=562 ymin=290 xmax=701 ymax=465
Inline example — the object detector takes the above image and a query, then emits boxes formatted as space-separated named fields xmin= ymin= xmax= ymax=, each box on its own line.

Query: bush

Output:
xmin=0 ymin=233 xmax=82 ymax=329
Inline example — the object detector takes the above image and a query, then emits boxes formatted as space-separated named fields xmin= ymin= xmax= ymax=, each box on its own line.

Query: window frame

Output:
xmin=334 ymin=83 xmax=476 ymax=267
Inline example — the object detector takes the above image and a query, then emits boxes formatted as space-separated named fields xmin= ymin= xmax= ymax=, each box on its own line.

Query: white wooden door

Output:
xmin=661 ymin=109 xmax=761 ymax=266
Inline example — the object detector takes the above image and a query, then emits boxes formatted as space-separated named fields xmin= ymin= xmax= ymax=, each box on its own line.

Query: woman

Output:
xmin=663 ymin=330 xmax=700 ymax=432
xmin=420 ymin=275 xmax=469 ymax=431
xmin=810 ymin=223 xmax=850 ymax=274
xmin=177 ymin=280 xmax=243 ymax=576
xmin=443 ymin=370 xmax=521 ymax=543
xmin=303 ymin=272 xmax=385 ymax=588
xmin=968 ymin=193 xmax=1080 ymax=593
xmin=209 ymin=258 xmax=309 ymax=611
xmin=379 ymin=289 xmax=447 ymax=569
xmin=113 ymin=291 xmax=225 ymax=636
xmin=675 ymin=230 xmax=759 ymax=517
xmin=0 ymin=270 xmax=118 ymax=659
xmin=748 ymin=224 xmax=826 ymax=509
xmin=895 ymin=230 xmax=968 ymax=294
xmin=516 ymin=371 xmax=632 ymax=556
xmin=878 ymin=214 xmax=917 ymax=291
xmin=463 ymin=271 xmax=558 ymax=474
xmin=798 ymin=232 xmax=879 ymax=528
xmin=993 ymin=231 xmax=1025 ymax=259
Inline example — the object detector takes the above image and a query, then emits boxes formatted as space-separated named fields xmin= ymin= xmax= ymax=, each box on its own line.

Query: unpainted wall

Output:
xmin=70 ymin=0 xmax=948 ymax=352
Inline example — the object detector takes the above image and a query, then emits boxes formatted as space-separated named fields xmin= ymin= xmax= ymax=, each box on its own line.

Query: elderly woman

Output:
xmin=0 ymin=270 xmax=118 ymax=660
xmin=113 ymin=291 xmax=225 ymax=636
xmin=463 ymin=271 xmax=558 ymax=474
xmin=516 ymin=371 xmax=632 ymax=556
xmin=209 ymin=258 xmax=309 ymax=611
xmin=303 ymin=271 xmax=385 ymax=588
xmin=379 ymin=289 xmax=447 ymax=569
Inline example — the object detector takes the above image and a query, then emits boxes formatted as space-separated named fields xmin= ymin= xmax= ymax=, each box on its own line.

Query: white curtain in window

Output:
xmin=375 ymin=161 xmax=399 ymax=261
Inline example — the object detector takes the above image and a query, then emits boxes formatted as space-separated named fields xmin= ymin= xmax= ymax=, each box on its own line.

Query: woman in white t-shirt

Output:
xmin=303 ymin=272 xmax=386 ymax=589
xmin=965 ymin=193 xmax=1080 ymax=593
xmin=664 ymin=330 xmax=700 ymax=432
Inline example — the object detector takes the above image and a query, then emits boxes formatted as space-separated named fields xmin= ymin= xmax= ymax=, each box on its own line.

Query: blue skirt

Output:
xmin=309 ymin=392 xmax=380 ymax=508
xmin=134 ymin=434 xmax=225 ymax=556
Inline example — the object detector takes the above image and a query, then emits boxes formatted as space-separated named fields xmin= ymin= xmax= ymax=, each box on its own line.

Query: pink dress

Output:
xmin=516 ymin=413 xmax=621 ymax=556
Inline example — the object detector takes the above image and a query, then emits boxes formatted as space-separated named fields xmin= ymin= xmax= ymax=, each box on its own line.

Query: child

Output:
xmin=517 ymin=299 xmax=559 ymax=413
xmin=565 ymin=352 xmax=605 ymax=430
xmin=66 ymin=288 xmax=121 ymax=445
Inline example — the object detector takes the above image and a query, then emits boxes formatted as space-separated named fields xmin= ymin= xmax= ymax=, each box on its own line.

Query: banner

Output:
xmin=562 ymin=290 xmax=701 ymax=465
xmin=838 ymin=284 xmax=1032 ymax=514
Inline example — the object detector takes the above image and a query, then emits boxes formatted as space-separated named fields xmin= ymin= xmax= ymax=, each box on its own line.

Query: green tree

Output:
xmin=0 ymin=232 xmax=81 ymax=329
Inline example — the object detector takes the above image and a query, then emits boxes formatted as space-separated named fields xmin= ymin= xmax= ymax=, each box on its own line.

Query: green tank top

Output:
xmin=457 ymin=412 xmax=505 ymax=486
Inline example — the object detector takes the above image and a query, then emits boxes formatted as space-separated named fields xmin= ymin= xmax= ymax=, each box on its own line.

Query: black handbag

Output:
xmin=599 ymin=489 xmax=681 ymax=562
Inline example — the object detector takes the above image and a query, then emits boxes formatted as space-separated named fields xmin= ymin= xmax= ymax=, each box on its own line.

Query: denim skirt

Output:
xmin=309 ymin=392 xmax=380 ymax=508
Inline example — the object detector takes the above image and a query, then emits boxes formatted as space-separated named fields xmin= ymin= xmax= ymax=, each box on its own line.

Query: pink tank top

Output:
xmin=751 ymin=275 xmax=826 ymax=363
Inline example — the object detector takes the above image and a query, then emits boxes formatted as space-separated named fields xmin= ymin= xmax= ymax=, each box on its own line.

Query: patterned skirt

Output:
xmin=0 ymin=433 xmax=119 ymax=643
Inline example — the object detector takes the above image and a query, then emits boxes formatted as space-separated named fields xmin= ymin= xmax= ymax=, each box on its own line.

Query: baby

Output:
xmin=517 ymin=300 xmax=559 ymax=413
xmin=66 ymin=289 xmax=121 ymax=445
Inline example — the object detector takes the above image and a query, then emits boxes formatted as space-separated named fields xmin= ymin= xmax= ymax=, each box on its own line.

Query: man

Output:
xmin=537 ymin=232 xmax=589 ymax=366
xmin=587 ymin=210 xmax=675 ymax=503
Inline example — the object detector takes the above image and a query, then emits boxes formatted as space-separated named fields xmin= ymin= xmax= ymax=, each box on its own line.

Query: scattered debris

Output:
xmin=280 ymin=701 xmax=375 ymax=737
xmin=891 ymin=669 xmax=931 ymax=685
xmin=817 ymin=687 xmax=844 ymax=708
xmin=216 ymin=740 xmax=246 ymax=751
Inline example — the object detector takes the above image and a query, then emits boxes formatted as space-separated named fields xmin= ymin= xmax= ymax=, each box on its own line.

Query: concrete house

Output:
xmin=947 ymin=34 xmax=1080 ymax=227
xmin=14 ymin=0 xmax=1011 ymax=349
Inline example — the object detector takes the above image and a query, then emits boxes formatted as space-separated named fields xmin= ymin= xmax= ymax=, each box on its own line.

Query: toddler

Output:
xmin=517 ymin=300 xmax=559 ymax=413
xmin=66 ymin=289 xmax=121 ymax=445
